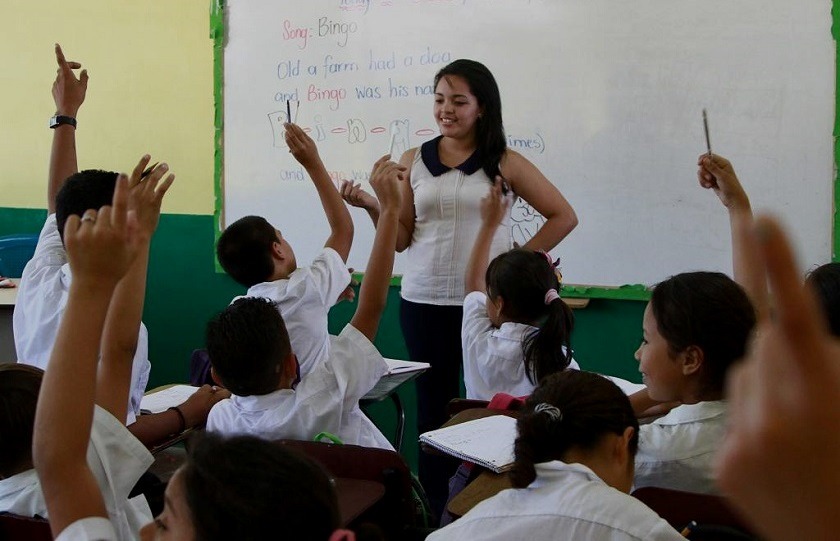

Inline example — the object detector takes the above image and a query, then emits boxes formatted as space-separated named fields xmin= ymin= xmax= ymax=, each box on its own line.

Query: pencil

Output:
xmin=702 ymin=109 xmax=712 ymax=157
xmin=286 ymin=100 xmax=292 ymax=124
xmin=681 ymin=520 xmax=698 ymax=538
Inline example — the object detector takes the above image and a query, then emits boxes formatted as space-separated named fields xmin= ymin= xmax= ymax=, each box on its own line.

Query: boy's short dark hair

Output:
xmin=55 ymin=170 xmax=119 ymax=241
xmin=216 ymin=216 xmax=278 ymax=287
xmin=183 ymin=433 xmax=340 ymax=540
xmin=0 ymin=365 xmax=44 ymax=477
xmin=206 ymin=297 xmax=291 ymax=396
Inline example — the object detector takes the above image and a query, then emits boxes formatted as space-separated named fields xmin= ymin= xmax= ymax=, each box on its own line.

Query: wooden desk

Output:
xmin=0 ymin=279 xmax=18 ymax=364
xmin=335 ymin=478 xmax=386 ymax=526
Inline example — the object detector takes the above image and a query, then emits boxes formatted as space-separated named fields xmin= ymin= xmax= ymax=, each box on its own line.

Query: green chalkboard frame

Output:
xmin=210 ymin=0 xmax=840 ymax=301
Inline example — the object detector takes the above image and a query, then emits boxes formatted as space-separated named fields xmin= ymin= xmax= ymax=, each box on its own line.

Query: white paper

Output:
xmin=140 ymin=385 xmax=200 ymax=414
xmin=419 ymin=415 xmax=517 ymax=473
xmin=383 ymin=358 xmax=430 ymax=375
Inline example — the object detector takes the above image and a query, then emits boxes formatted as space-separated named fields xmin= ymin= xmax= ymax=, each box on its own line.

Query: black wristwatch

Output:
xmin=49 ymin=115 xmax=77 ymax=129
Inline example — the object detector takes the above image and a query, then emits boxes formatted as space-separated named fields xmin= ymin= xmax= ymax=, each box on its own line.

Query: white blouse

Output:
xmin=401 ymin=137 xmax=512 ymax=306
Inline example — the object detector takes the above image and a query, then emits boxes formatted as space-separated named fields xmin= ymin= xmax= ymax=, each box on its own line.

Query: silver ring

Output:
xmin=81 ymin=215 xmax=96 ymax=224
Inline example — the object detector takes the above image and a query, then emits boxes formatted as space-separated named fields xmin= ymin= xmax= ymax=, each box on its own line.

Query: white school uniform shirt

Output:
xmin=240 ymin=247 xmax=350 ymax=376
xmin=461 ymin=291 xmax=579 ymax=400
xmin=634 ymin=400 xmax=727 ymax=495
xmin=401 ymin=137 xmax=512 ymax=306
xmin=0 ymin=406 xmax=153 ymax=541
xmin=13 ymin=214 xmax=150 ymax=424
xmin=428 ymin=461 xmax=683 ymax=541
xmin=206 ymin=323 xmax=393 ymax=450
xmin=55 ymin=517 xmax=118 ymax=541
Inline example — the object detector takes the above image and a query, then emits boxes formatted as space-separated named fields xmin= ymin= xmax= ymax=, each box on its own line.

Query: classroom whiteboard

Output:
xmin=221 ymin=0 xmax=835 ymax=288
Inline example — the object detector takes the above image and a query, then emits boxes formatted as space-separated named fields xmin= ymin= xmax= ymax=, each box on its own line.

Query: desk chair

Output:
xmin=0 ymin=512 xmax=52 ymax=541
xmin=276 ymin=439 xmax=424 ymax=539
xmin=631 ymin=486 xmax=758 ymax=540
xmin=0 ymin=234 xmax=38 ymax=278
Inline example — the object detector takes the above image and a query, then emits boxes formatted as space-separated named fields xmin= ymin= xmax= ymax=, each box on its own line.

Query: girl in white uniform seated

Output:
xmin=428 ymin=370 xmax=684 ymax=540
xmin=461 ymin=181 xmax=577 ymax=400
xmin=632 ymin=271 xmax=755 ymax=494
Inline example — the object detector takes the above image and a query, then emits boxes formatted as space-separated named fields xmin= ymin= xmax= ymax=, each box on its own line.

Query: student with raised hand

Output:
xmin=428 ymin=371 xmax=684 ymax=540
xmin=461 ymin=180 xmax=577 ymax=400
xmin=31 ymin=180 xmax=356 ymax=541
xmin=697 ymin=153 xmax=768 ymax=319
xmin=629 ymin=271 xmax=755 ymax=494
xmin=14 ymin=45 xmax=223 ymax=444
xmin=216 ymin=122 xmax=356 ymax=377
xmin=699 ymin=153 xmax=840 ymax=338
xmin=205 ymin=157 xmax=405 ymax=449
xmin=717 ymin=216 xmax=840 ymax=541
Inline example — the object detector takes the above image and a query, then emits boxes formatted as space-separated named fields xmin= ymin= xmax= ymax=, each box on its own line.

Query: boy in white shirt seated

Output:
xmin=216 ymin=123 xmax=354 ymax=377
xmin=207 ymin=156 xmax=406 ymax=450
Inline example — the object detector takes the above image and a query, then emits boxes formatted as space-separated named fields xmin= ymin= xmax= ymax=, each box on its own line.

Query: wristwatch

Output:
xmin=49 ymin=115 xmax=77 ymax=129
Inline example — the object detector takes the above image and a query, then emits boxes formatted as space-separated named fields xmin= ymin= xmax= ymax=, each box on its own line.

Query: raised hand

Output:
xmin=339 ymin=180 xmax=379 ymax=211
xmin=480 ymin=176 xmax=512 ymax=228
xmin=716 ymin=216 xmax=840 ymax=541
xmin=697 ymin=154 xmax=749 ymax=211
xmin=126 ymin=155 xmax=175 ymax=241
xmin=368 ymin=155 xmax=405 ymax=212
xmin=52 ymin=43 xmax=88 ymax=118
xmin=284 ymin=122 xmax=322 ymax=170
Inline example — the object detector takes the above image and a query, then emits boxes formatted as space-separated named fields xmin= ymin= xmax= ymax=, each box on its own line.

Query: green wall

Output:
xmin=1 ymin=206 xmax=646 ymax=469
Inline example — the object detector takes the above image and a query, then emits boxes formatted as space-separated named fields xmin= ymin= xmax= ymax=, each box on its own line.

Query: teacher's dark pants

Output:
xmin=400 ymin=298 xmax=464 ymax=524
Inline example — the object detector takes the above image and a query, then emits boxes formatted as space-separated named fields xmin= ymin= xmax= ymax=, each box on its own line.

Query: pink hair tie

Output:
xmin=544 ymin=289 xmax=560 ymax=305
xmin=329 ymin=530 xmax=356 ymax=541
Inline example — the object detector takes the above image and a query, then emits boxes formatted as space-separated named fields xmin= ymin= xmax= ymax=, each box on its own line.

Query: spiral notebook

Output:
xmin=419 ymin=415 xmax=517 ymax=473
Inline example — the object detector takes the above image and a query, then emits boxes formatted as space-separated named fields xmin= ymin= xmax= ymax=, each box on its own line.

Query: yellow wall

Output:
xmin=3 ymin=0 xmax=214 ymax=215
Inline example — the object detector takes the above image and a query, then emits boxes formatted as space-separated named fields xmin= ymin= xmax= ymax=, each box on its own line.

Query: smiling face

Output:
xmin=634 ymin=303 xmax=686 ymax=402
xmin=434 ymin=75 xmax=482 ymax=142
xmin=139 ymin=468 xmax=196 ymax=541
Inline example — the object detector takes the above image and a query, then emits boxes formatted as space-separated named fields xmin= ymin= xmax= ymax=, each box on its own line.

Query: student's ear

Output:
xmin=279 ymin=352 xmax=299 ymax=388
xmin=681 ymin=345 xmax=704 ymax=376
xmin=271 ymin=240 xmax=285 ymax=262
xmin=613 ymin=426 xmax=635 ymax=467
xmin=210 ymin=367 xmax=224 ymax=388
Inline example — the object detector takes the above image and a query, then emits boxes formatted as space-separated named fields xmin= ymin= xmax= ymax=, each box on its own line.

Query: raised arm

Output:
xmin=48 ymin=44 xmax=88 ymax=214
xmin=395 ymin=148 xmax=417 ymax=252
xmin=465 ymin=179 xmax=510 ymax=294
xmin=340 ymin=180 xmax=381 ymax=227
xmin=501 ymin=150 xmax=578 ymax=251
xmin=96 ymin=156 xmax=174 ymax=423
xmin=33 ymin=176 xmax=138 ymax=537
xmin=697 ymin=154 xmax=768 ymax=320
xmin=350 ymin=157 xmax=404 ymax=340
xmin=717 ymin=216 xmax=840 ymax=541
xmin=285 ymin=122 xmax=353 ymax=261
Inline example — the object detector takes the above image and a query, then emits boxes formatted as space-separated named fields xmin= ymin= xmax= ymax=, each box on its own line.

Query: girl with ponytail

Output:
xmin=461 ymin=181 xmax=577 ymax=400
xmin=428 ymin=371 xmax=684 ymax=540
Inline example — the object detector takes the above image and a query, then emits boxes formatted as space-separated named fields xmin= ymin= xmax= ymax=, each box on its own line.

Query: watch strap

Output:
xmin=49 ymin=115 xmax=77 ymax=129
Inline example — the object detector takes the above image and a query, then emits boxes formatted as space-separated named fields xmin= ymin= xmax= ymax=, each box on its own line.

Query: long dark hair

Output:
xmin=182 ymin=433 xmax=340 ymax=540
xmin=485 ymin=249 xmax=574 ymax=384
xmin=649 ymin=272 xmax=755 ymax=396
xmin=434 ymin=59 xmax=506 ymax=180
xmin=510 ymin=371 xmax=639 ymax=488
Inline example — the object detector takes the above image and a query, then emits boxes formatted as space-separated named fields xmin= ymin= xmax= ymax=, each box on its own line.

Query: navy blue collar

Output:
xmin=420 ymin=136 xmax=482 ymax=177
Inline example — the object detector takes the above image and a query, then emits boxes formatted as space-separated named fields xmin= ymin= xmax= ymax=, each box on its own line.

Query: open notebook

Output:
xmin=419 ymin=415 xmax=517 ymax=474
xmin=140 ymin=385 xmax=200 ymax=414
xmin=383 ymin=358 xmax=430 ymax=375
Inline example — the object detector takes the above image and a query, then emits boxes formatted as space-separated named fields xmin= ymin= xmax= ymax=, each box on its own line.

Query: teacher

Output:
xmin=341 ymin=59 xmax=577 ymax=517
